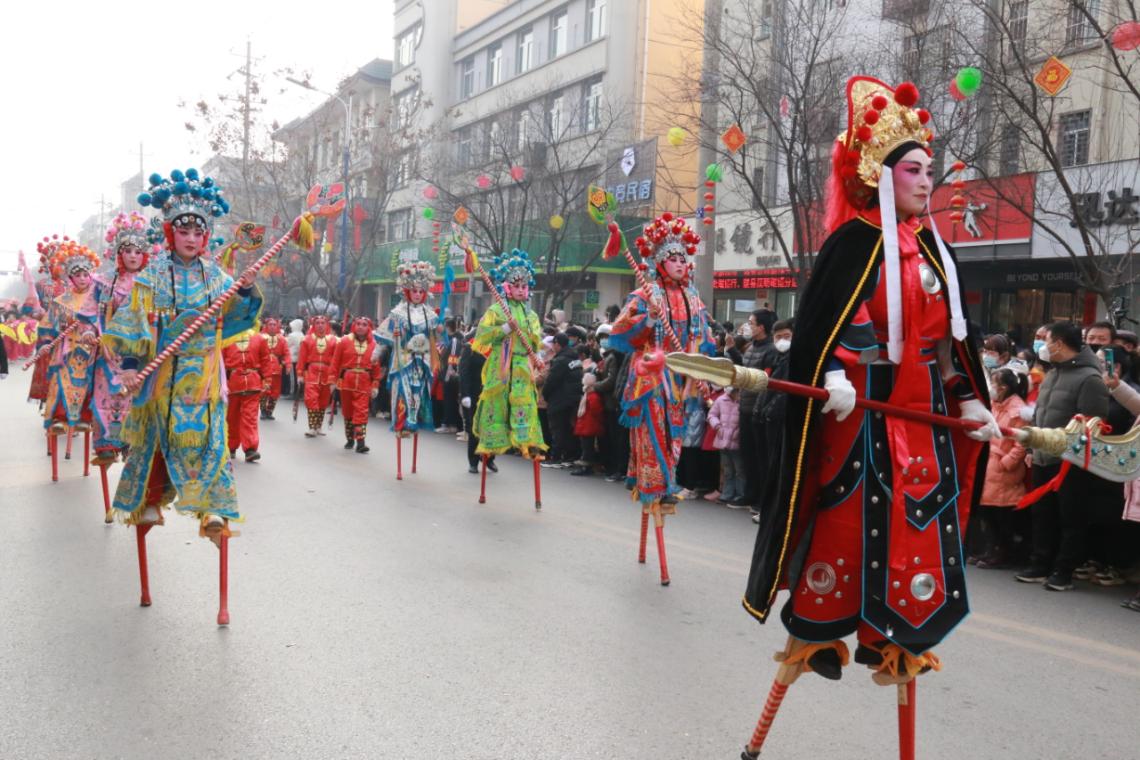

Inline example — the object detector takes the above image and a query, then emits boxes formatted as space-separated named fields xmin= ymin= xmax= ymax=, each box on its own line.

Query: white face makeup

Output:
xmin=891 ymin=147 xmax=934 ymax=219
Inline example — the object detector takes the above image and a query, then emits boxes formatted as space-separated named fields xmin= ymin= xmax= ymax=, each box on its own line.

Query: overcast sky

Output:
xmin=0 ymin=1 xmax=394 ymax=271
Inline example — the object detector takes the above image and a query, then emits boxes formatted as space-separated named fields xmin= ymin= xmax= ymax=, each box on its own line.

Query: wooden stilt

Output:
xmin=50 ymin=432 xmax=59 ymax=482
xmin=396 ymin=435 xmax=403 ymax=480
xmin=638 ymin=511 xmax=649 ymax=564
xmin=83 ymin=431 xmax=90 ymax=477
xmin=217 ymin=528 xmax=230 ymax=626
xmin=65 ymin=428 xmax=73 ymax=460
xmin=412 ymin=433 xmax=418 ymax=474
xmin=532 ymin=457 xmax=542 ymax=510
xmin=741 ymin=637 xmax=811 ymax=759
xmin=136 ymin=524 xmax=153 ymax=607
xmin=100 ymin=465 xmax=112 ymax=523
xmin=654 ymin=506 xmax=670 ymax=586
xmin=479 ymin=454 xmax=488 ymax=504
xmin=897 ymin=679 xmax=916 ymax=760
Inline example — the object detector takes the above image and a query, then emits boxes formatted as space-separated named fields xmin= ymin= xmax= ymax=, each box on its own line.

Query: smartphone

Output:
xmin=1104 ymin=346 xmax=1115 ymax=371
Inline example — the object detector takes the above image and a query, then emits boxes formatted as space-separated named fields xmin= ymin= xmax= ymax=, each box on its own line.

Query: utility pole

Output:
xmin=242 ymin=39 xmax=252 ymax=171
xmin=694 ymin=0 xmax=723 ymax=306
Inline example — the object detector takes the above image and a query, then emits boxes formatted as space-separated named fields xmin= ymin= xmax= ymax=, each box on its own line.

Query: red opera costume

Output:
xmin=223 ymin=330 xmax=271 ymax=460
xmin=731 ymin=78 xmax=998 ymax=760
xmin=259 ymin=317 xmax=292 ymax=419
xmin=296 ymin=316 xmax=337 ymax=436
xmin=331 ymin=317 xmax=383 ymax=452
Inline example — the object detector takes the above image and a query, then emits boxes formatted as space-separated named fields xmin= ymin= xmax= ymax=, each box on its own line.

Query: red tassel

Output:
xmin=1016 ymin=460 xmax=1071 ymax=510
xmin=603 ymin=221 xmax=623 ymax=259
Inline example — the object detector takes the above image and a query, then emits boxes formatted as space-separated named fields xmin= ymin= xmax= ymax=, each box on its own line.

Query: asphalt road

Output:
xmin=1 ymin=378 xmax=1138 ymax=760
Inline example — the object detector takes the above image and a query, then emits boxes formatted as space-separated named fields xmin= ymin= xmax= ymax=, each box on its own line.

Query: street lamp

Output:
xmin=285 ymin=76 xmax=353 ymax=297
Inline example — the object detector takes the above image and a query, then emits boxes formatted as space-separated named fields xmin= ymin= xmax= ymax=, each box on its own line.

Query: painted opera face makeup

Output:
xmin=892 ymin=147 xmax=934 ymax=220
xmin=119 ymin=245 xmax=145 ymax=273
xmin=172 ymin=216 xmax=208 ymax=261
xmin=69 ymin=269 xmax=93 ymax=292
xmin=406 ymin=287 xmax=428 ymax=305
xmin=504 ymin=279 xmax=529 ymax=301
xmin=352 ymin=319 xmax=371 ymax=338
xmin=661 ymin=252 xmax=688 ymax=283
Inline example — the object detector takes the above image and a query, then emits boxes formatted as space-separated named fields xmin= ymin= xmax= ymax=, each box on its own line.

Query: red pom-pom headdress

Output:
xmin=633 ymin=211 xmax=701 ymax=270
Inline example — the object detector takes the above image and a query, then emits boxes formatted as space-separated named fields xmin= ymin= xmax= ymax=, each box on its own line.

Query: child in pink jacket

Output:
xmin=974 ymin=368 xmax=1028 ymax=568
xmin=707 ymin=386 xmax=743 ymax=504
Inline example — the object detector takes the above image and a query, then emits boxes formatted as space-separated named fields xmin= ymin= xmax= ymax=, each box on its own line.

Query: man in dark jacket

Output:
xmin=1016 ymin=320 xmax=1110 ymax=590
xmin=542 ymin=331 xmax=583 ymax=467
xmin=593 ymin=324 xmax=628 ymax=481
xmin=751 ymin=319 xmax=793 ymax=522
xmin=458 ymin=333 xmax=494 ymax=473
xmin=734 ymin=308 xmax=779 ymax=507
xmin=438 ymin=317 xmax=463 ymax=433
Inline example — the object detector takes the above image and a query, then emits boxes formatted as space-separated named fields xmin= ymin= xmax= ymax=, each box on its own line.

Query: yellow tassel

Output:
xmin=294 ymin=213 xmax=316 ymax=251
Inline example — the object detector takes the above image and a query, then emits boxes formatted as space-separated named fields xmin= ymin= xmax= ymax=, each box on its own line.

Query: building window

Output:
xmin=387 ymin=208 xmax=412 ymax=242
xmin=516 ymin=107 xmax=532 ymax=149
xmin=1065 ymin=0 xmax=1099 ymax=46
xmin=487 ymin=43 xmax=503 ymax=88
xmin=586 ymin=0 xmax=608 ymax=42
xmin=546 ymin=93 xmax=565 ymax=139
xmin=393 ymin=87 xmax=419 ymax=130
xmin=517 ymin=27 xmax=534 ymax=74
xmin=1008 ymin=0 xmax=1028 ymax=47
xmin=457 ymin=126 xmax=473 ymax=167
xmin=1059 ymin=110 xmax=1091 ymax=166
xmin=582 ymin=79 xmax=603 ymax=132
xmin=395 ymin=24 xmax=421 ymax=69
xmin=999 ymin=125 xmax=1020 ymax=174
xmin=460 ymin=57 xmax=475 ymax=99
xmin=390 ymin=152 xmax=412 ymax=190
xmin=550 ymin=8 xmax=568 ymax=58
xmin=488 ymin=120 xmax=504 ymax=158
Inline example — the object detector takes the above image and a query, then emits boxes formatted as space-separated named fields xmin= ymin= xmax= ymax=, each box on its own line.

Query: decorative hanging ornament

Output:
xmin=423 ymin=186 xmax=438 ymax=201
xmin=720 ymin=124 xmax=747 ymax=153
xmin=705 ymin=163 xmax=724 ymax=183
xmin=423 ymin=207 xmax=435 ymax=220
xmin=549 ymin=214 xmax=565 ymax=230
xmin=949 ymin=80 xmax=967 ymax=101
xmin=948 ymin=159 xmax=968 ymax=224
xmin=510 ymin=165 xmax=526 ymax=182
xmin=955 ymin=67 xmax=983 ymax=97
xmin=667 ymin=126 xmax=686 ymax=147
xmin=1034 ymin=56 xmax=1072 ymax=96
xmin=1111 ymin=21 xmax=1140 ymax=51
xmin=476 ymin=175 xmax=492 ymax=189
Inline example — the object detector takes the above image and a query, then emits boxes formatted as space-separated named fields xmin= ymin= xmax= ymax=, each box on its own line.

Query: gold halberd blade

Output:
xmin=664 ymin=353 xmax=769 ymax=392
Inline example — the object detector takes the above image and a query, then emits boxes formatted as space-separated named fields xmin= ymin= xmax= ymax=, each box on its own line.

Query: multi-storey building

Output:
xmin=378 ymin=0 xmax=706 ymax=324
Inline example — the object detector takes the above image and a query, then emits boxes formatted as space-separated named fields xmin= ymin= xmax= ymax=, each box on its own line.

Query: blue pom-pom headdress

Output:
xmin=136 ymin=167 xmax=229 ymax=228
xmin=489 ymin=248 xmax=537 ymax=288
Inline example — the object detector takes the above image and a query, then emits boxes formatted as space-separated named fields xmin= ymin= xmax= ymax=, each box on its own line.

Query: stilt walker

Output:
xmin=467 ymin=248 xmax=547 ymax=508
xmin=222 ymin=328 xmax=271 ymax=462
xmin=259 ymin=317 xmax=292 ymax=420
xmin=332 ymin=316 xmax=382 ymax=453
xmin=26 ymin=237 xmax=67 ymax=408
xmin=375 ymin=261 xmax=449 ymax=478
xmin=675 ymin=78 xmax=998 ymax=758
xmin=35 ymin=240 xmax=104 ymax=483
xmin=606 ymin=209 xmax=714 ymax=586
xmin=296 ymin=315 xmax=337 ymax=438
xmin=102 ymin=167 xmax=268 ymax=625
xmin=91 ymin=212 xmax=156 ymax=521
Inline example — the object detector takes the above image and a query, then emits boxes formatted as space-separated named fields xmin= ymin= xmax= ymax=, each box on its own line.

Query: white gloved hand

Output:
xmin=959 ymin=399 xmax=1002 ymax=442
xmin=820 ymin=370 xmax=857 ymax=421
xmin=501 ymin=323 xmax=512 ymax=335
xmin=461 ymin=396 xmax=472 ymax=409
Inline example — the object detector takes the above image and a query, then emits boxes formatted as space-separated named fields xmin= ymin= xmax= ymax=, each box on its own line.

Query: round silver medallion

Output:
xmin=911 ymin=573 xmax=937 ymax=601
xmin=919 ymin=263 xmax=941 ymax=294
xmin=805 ymin=562 xmax=837 ymax=595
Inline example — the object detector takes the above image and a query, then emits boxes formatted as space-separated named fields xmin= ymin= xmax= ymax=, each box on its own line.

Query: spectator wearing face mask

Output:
xmin=1016 ymin=321 xmax=1110 ymax=591
xmin=541 ymin=332 xmax=583 ymax=468
xmin=971 ymin=368 xmax=1029 ymax=569
xmin=751 ymin=319 xmax=793 ymax=522
xmin=734 ymin=309 xmax=779 ymax=508
xmin=593 ymin=323 xmax=629 ymax=482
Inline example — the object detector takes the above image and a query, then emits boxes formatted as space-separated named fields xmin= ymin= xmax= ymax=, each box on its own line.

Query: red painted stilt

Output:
xmin=396 ymin=435 xmax=403 ymax=480
xmin=742 ymin=680 xmax=790 ymax=758
xmin=99 ymin=465 xmax=112 ymax=523
xmin=50 ymin=433 xmax=59 ymax=482
xmin=136 ymin=524 xmax=153 ymax=607
xmin=638 ymin=511 xmax=649 ymax=563
xmin=65 ymin=428 xmax=73 ymax=460
xmin=654 ymin=512 xmax=670 ymax=586
xmin=217 ymin=529 xmax=230 ymax=626
xmin=532 ymin=458 xmax=542 ymax=510
xmin=479 ymin=454 xmax=488 ymax=504
xmin=412 ymin=433 xmax=418 ymax=474
xmin=83 ymin=431 xmax=90 ymax=477
xmin=897 ymin=680 xmax=916 ymax=760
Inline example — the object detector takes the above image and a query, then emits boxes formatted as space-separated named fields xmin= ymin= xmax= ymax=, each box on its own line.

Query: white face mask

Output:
xmin=1037 ymin=343 xmax=1051 ymax=363
xmin=739 ymin=324 xmax=753 ymax=339
xmin=774 ymin=339 xmax=791 ymax=354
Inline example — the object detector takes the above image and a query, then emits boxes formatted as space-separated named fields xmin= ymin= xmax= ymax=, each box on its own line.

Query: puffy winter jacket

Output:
xmin=707 ymin=393 xmax=741 ymax=451
xmin=980 ymin=394 xmax=1028 ymax=506
xmin=1032 ymin=347 xmax=1109 ymax=466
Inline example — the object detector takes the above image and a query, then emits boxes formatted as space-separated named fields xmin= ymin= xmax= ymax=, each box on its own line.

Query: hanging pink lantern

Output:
xmin=1112 ymin=21 xmax=1140 ymax=51
xmin=510 ymin=165 xmax=526 ymax=182
xmin=422 ymin=186 xmax=438 ymax=200
xmin=476 ymin=175 xmax=492 ymax=189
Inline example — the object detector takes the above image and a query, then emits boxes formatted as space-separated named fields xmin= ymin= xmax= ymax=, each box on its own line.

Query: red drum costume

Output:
xmin=223 ymin=330 xmax=271 ymax=460
xmin=259 ymin=317 xmax=292 ymax=420
xmin=737 ymin=78 xmax=997 ymax=760
xmin=297 ymin=315 xmax=337 ymax=436
xmin=332 ymin=316 xmax=383 ymax=452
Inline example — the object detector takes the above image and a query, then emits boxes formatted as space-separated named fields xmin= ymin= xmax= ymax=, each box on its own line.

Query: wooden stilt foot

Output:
xmin=638 ymin=511 xmax=649 ymax=564
xmin=533 ymin=457 xmax=542 ymax=509
xmin=217 ymin=528 xmax=230 ymax=626
xmin=412 ymin=433 xmax=418 ymax=474
xmin=479 ymin=454 xmax=488 ymax=504
xmin=136 ymin=524 xmax=153 ymax=607
xmin=50 ymin=432 xmax=59 ymax=482
xmin=83 ymin=431 xmax=90 ymax=476
xmin=741 ymin=637 xmax=810 ymax=759
xmin=65 ymin=428 xmax=73 ymax=460
xmin=654 ymin=510 xmax=670 ymax=586
xmin=396 ymin=435 xmax=403 ymax=480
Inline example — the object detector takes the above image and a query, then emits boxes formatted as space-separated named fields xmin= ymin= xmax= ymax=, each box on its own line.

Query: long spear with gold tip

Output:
xmin=123 ymin=185 xmax=345 ymax=392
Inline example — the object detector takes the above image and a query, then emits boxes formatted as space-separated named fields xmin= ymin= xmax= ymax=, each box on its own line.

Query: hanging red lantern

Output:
xmin=1111 ymin=21 xmax=1140 ymax=51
